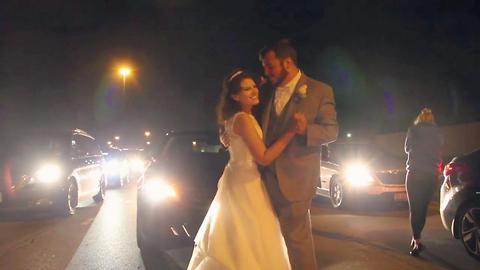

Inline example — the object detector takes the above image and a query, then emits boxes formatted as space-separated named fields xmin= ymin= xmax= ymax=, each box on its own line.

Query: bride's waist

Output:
xmin=227 ymin=159 xmax=258 ymax=168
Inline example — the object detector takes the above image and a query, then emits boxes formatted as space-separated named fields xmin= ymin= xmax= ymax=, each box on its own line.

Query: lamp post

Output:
xmin=118 ymin=67 xmax=132 ymax=93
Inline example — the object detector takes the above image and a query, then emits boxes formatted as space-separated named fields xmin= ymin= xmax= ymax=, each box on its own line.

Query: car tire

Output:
xmin=57 ymin=180 xmax=78 ymax=217
xmin=458 ymin=202 xmax=480 ymax=260
xmin=93 ymin=176 xmax=106 ymax=203
xmin=329 ymin=177 xmax=349 ymax=209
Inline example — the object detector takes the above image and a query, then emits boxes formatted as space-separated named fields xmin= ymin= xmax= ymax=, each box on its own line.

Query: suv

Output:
xmin=316 ymin=142 xmax=407 ymax=208
xmin=440 ymin=149 xmax=480 ymax=260
xmin=0 ymin=129 xmax=106 ymax=216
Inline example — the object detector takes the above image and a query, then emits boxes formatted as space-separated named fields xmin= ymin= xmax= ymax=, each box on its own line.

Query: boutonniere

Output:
xmin=293 ymin=84 xmax=308 ymax=102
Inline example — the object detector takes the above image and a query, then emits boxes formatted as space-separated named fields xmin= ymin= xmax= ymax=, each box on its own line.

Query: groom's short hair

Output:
xmin=259 ymin=39 xmax=298 ymax=66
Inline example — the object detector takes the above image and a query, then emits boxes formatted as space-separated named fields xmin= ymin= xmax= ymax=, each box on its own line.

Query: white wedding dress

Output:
xmin=187 ymin=112 xmax=291 ymax=270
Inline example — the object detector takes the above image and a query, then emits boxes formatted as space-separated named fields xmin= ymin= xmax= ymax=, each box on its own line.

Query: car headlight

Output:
xmin=345 ymin=163 xmax=374 ymax=187
xmin=142 ymin=179 xmax=177 ymax=202
xmin=35 ymin=163 xmax=63 ymax=183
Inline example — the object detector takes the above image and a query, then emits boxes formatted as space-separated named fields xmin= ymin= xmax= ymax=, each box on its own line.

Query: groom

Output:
xmin=258 ymin=39 xmax=338 ymax=270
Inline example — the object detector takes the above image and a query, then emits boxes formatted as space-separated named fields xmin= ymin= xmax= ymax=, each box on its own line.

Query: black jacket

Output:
xmin=405 ymin=123 xmax=443 ymax=174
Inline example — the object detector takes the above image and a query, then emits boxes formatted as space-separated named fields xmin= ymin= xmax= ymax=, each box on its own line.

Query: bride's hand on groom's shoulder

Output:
xmin=293 ymin=112 xmax=307 ymax=135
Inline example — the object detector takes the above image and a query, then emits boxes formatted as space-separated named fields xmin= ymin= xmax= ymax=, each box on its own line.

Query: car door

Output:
xmin=72 ymin=135 xmax=101 ymax=200
xmin=71 ymin=135 xmax=91 ymax=200
xmin=80 ymin=136 xmax=103 ymax=197
xmin=318 ymin=145 xmax=340 ymax=197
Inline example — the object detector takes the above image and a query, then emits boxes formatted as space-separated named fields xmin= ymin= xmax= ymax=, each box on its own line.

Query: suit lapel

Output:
xmin=278 ymin=74 xmax=309 ymax=132
xmin=261 ymin=86 xmax=275 ymax=142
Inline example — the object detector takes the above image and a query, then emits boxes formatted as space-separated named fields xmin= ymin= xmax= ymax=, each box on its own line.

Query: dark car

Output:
xmin=440 ymin=149 xmax=480 ymax=260
xmin=316 ymin=142 xmax=407 ymax=208
xmin=136 ymin=131 xmax=228 ymax=252
xmin=0 ymin=129 xmax=106 ymax=216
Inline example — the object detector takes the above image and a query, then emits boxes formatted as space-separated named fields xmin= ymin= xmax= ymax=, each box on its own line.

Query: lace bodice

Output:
xmin=226 ymin=112 xmax=263 ymax=167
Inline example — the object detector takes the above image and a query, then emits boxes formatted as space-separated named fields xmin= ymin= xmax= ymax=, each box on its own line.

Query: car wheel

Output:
xmin=330 ymin=178 xmax=348 ymax=209
xmin=57 ymin=180 xmax=78 ymax=216
xmin=458 ymin=203 xmax=480 ymax=260
xmin=93 ymin=176 xmax=106 ymax=203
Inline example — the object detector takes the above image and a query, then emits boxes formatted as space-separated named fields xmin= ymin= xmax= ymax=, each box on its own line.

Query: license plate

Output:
xmin=394 ymin=192 xmax=408 ymax=201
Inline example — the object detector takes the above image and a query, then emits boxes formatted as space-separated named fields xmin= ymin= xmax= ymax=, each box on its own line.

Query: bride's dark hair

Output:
xmin=216 ymin=68 xmax=257 ymax=125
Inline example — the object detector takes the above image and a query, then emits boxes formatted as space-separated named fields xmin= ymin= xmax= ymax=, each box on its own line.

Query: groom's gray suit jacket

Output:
xmin=261 ymin=73 xmax=338 ymax=202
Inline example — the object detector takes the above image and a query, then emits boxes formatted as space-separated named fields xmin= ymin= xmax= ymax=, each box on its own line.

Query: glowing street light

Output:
xmin=114 ymin=136 xmax=120 ymax=141
xmin=146 ymin=141 xmax=151 ymax=145
xmin=144 ymin=131 xmax=151 ymax=138
xmin=107 ymin=141 xmax=112 ymax=145
xmin=118 ymin=67 xmax=132 ymax=92
xmin=346 ymin=133 xmax=352 ymax=138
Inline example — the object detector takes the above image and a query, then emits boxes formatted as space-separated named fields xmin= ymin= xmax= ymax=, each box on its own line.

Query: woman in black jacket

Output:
xmin=404 ymin=108 xmax=443 ymax=256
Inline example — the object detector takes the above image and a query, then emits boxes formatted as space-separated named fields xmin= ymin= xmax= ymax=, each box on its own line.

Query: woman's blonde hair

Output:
xmin=414 ymin=107 xmax=435 ymax=125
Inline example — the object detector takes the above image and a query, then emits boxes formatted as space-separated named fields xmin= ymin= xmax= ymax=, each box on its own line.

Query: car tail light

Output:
xmin=443 ymin=163 xmax=460 ymax=177
xmin=443 ymin=162 xmax=466 ymax=187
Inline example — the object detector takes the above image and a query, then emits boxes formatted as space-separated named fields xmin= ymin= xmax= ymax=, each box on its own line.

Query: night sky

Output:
xmin=1 ymin=0 xmax=479 ymax=146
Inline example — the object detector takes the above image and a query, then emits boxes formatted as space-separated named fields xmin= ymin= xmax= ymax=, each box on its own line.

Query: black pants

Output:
xmin=406 ymin=170 xmax=437 ymax=239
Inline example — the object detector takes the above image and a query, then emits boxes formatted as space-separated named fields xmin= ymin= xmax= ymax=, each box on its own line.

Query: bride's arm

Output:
xmin=233 ymin=113 xmax=296 ymax=166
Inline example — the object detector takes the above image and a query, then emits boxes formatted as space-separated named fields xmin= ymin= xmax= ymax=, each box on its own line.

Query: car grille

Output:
xmin=179 ymin=186 xmax=216 ymax=210
xmin=376 ymin=171 xmax=405 ymax=185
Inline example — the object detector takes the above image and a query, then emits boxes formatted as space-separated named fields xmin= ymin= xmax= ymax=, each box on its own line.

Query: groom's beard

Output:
xmin=270 ymin=68 xmax=288 ymax=87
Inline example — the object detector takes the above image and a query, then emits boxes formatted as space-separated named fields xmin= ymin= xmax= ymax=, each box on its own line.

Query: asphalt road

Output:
xmin=0 ymin=184 xmax=478 ymax=270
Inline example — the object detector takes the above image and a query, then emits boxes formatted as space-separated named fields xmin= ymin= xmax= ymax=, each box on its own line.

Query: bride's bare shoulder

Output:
xmin=232 ymin=112 xmax=255 ymax=133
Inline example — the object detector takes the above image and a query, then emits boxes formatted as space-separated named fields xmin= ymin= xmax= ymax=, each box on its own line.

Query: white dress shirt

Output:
xmin=274 ymin=70 xmax=302 ymax=115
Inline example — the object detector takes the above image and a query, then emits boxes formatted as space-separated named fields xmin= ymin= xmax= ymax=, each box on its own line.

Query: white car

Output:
xmin=316 ymin=143 xmax=407 ymax=208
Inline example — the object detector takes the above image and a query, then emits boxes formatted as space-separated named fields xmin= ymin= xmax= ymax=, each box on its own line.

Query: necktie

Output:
xmin=275 ymin=86 xmax=289 ymax=115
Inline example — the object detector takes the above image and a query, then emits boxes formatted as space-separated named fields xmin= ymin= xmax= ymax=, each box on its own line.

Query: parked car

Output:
xmin=0 ymin=129 xmax=106 ymax=216
xmin=136 ymin=131 xmax=228 ymax=252
xmin=104 ymin=148 xmax=130 ymax=188
xmin=316 ymin=142 xmax=407 ymax=208
xmin=440 ymin=149 xmax=480 ymax=260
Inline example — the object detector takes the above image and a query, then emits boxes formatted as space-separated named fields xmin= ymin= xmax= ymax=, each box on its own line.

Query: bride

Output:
xmin=188 ymin=69 xmax=301 ymax=270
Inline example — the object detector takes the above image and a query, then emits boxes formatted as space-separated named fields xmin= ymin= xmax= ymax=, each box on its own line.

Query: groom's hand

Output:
xmin=219 ymin=123 xmax=230 ymax=148
xmin=293 ymin=112 xmax=307 ymax=135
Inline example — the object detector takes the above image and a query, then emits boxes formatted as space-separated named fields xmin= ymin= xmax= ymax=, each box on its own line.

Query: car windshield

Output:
xmin=150 ymin=134 xmax=228 ymax=182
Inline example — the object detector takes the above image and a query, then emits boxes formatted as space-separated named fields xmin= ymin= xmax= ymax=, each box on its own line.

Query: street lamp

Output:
xmin=144 ymin=130 xmax=151 ymax=138
xmin=114 ymin=136 xmax=120 ymax=141
xmin=118 ymin=67 xmax=132 ymax=92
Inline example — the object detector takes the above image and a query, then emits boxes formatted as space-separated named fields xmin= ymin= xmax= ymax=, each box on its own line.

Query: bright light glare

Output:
xmin=119 ymin=67 xmax=131 ymax=77
xmin=345 ymin=163 xmax=374 ymax=186
xmin=105 ymin=159 xmax=128 ymax=176
xmin=35 ymin=164 xmax=62 ymax=183
xmin=129 ymin=157 xmax=145 ymax=172
xmin=143 ymin=180 xmax=176 ymax=202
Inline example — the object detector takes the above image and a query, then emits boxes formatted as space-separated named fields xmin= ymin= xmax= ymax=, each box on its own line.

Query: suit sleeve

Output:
xmin=306 ymin=85 xmax=338 ymax=147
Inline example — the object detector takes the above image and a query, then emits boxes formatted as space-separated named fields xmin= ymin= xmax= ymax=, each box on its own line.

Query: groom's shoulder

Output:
xmin=304 ymin=74 xmax=333 ymax=93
